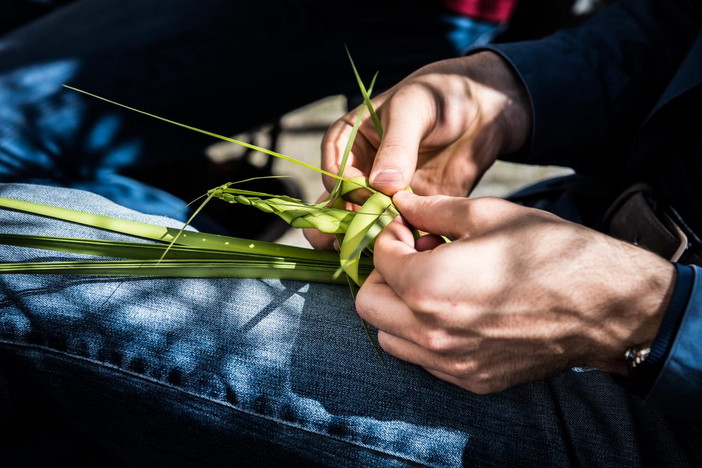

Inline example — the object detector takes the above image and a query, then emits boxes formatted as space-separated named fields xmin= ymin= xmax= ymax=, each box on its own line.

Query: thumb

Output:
xmin=393 ymin=191 xmax=513 ymax=239
xmin=368 ymin=100 xmax=427 ymax=195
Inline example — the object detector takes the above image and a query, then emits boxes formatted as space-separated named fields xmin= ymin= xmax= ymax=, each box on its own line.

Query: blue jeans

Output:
xmin=1 ymin=182 xmax=701 ymax=466
xmin=0 ymin=0 xmax=500 ymax=230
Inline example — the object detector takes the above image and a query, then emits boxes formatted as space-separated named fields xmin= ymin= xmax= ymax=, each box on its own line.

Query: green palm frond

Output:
xmin=2 ymin=51 xmax=404 ymax=289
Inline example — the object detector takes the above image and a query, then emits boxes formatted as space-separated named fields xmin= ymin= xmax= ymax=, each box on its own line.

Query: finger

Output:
xmin=415 ymin=233 xmax=446 ymax=251
xmin=392 ymin=191 xmax=520 ymax=239
xmin=356 ymin=269 xmax=423 ymax=340
xmin=341 ymin=184 xmax=374 ymax=207
xmin=423 ymin=368 xmax=475 ymax=392
xmin=378 ymin=333 xmax=482 ymax=392
xmin=426 ymin=367 xmax=512 ymax=394
xmin=303 ymin=228 xmax=337 ymax=251
xmin=368 ymin=93 xmax=431 ymax=195
xmin=370 ymin=217 xmax=431 ymax=296
xmin=378 ymin=331 xmax=460 ymax=377
xmin=321 ymin=114 xmax=375 ymax=193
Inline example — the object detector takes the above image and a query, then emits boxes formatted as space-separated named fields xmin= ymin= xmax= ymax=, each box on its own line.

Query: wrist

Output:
xmin=626 ymin=263 xmax=695 ymax=391
xmin=621 ymin=259 xmax=677 ymax=373
xmin=585 ymin=244 xmax=677 ymax=375
xmin=463 ymin=51 xmax=532 ymax=156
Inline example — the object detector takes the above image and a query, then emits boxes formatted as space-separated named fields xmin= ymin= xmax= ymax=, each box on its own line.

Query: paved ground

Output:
xmin=207 ymin=95 xmax=572 ymax=247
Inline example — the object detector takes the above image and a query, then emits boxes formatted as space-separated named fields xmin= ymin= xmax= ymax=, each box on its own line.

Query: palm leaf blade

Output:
xmin=0 ymin=259 xmax=366 ymax=284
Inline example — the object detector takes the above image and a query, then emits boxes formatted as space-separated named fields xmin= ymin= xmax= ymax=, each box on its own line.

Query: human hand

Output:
xmin=321 ymin=51 xmax=531 ymax=198
xmin=306 ymin=51 xmax=530 ymax=250
xmin=356 ymin=191 xmax=676 ymax=393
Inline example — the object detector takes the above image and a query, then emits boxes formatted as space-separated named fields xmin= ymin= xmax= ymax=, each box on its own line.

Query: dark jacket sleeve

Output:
xmin=645 ymin=265 xmax=702 ymax=421
xmin=471 ymin=0 xmax=702 ymax=421
xmin=479 ymin=0 xmax=701 ymax=176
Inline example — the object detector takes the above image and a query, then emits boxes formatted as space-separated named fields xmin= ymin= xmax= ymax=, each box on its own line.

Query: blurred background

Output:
xmin=3 ymin=0 xmax=610 ymax=247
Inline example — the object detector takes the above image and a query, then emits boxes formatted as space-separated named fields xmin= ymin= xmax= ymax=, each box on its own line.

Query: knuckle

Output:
xmin=403 ymin=281 xmax=454 ymax=321
xmin=402 ymin=279 xmax=444 ymax=314
xmin=354 ymin=287 xmax=375 ymax=319
xmin=438 ymin=358 xmax=501 ymax=395
xmin=463 ymin=370 xmax=504 ymax=395
xmin=402 ymin=285 xmax=431 ymax=312
xmin=466 ymin=381 xmax=495 ymax=395
xmin=392 ymin=81 xmax=425 ymax=100
xmin=448 ymin=358 xmax=479 ymax=378
xmin=469 ymin=196 xmax=507 ymax=219
xmin=416 ymin=328 xmax=453 ymax=353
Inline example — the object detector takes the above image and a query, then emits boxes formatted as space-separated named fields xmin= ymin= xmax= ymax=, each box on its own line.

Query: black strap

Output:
xmin=604 ymin=183 xmax=702 ymax=266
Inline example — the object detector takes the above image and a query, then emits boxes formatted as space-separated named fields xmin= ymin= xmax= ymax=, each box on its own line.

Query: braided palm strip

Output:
xmin=211 ymin=191 xmax=355 ymax=234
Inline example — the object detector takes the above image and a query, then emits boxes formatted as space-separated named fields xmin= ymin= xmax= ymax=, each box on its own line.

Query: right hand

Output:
xmin=355 ymin=191 xmax=676 ymax=393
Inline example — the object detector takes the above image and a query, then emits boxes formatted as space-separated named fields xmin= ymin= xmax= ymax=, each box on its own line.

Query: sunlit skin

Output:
xmin=307 ymin=51 xmax=677 ymax=393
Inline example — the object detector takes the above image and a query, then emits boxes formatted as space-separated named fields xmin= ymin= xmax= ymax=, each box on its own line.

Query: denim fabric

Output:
xmin=0 ymin=0 xmax=501 ymax=226
xmin=1 ymin=183 xmax=702 ymax=466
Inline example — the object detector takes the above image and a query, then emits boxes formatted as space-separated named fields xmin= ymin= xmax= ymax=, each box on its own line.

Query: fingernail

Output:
xmin=371 ymin=169 xmax=403 ymax=187
xmin=332 ymin=239 xmax=340 ymax=252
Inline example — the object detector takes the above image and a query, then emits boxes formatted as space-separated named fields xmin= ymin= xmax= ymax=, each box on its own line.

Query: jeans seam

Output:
xmin=0 ymin=339 xmax=437 ymax=467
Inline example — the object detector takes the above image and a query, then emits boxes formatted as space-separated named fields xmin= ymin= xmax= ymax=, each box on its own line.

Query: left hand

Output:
xmin=356 ymin=191 xmax=676 ymax=393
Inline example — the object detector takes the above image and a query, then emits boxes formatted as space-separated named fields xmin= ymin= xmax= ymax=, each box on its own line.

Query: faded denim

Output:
xmin=1 ymin=183 xmax=701 ymax=466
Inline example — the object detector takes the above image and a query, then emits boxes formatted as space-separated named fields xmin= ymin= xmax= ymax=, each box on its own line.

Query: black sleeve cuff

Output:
xmin=627 ymin=263 xmax=695 ymax=394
